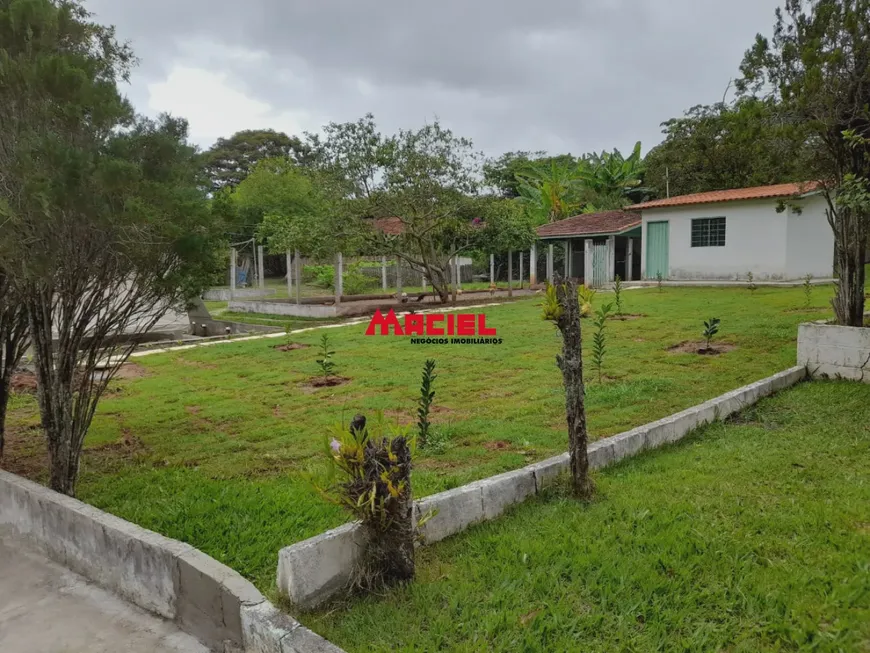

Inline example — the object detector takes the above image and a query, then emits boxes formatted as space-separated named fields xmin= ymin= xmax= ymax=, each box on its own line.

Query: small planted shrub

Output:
xmin=342 ymin=268 xmax=377 ymax=296
xmin=747 ymin=271 xmax=757 ymax=292
xmin=613 ymin=275 xmax=624 ymax=316
xmin=703 ymin=317 xmax=721 ymax=352
xmin=316 ymin=333 xmax=337 ymax=380
xmin=577 ymin=284 xmax=597 ymax=317
xmin=591 ymin=303 xmax=613 ymax=382
xmin=326 ymin=414 xmax=415 ymax=589
xmin=417 ymin=359 xmax=437 ymax=448
xmin=803 ymin=273 xmax=813 ymax=308
xmin=655 ymin=271 xmax=664 ymax=291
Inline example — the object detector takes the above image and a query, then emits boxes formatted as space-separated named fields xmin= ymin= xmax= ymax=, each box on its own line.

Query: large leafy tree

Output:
xmin=577 ymin=141 xmax=649 ymax=211
xmin=0 ymin=0 xmax=221 ymax=495
xmin=201 ymin=128 xmax=312 ymax=192
xmin=234 ymin=158 xmax=346 ymax=260
xmin=739 ymin=0 xmax=870 ymax=325
xmin=644 ymin=98 xmax=811 ymax=198
xmin=516 ymin=158 xmax=583 ymax=223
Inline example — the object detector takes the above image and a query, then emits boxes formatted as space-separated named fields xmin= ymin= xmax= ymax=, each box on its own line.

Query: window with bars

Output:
xmin=691 ymin=217 xmax=726 ymax=247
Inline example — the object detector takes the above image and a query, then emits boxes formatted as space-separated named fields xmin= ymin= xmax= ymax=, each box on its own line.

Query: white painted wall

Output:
xmin=785 ymin=195 xmax=835 ymax=278
xmin=639 ymin=196 xmax=831 ymax=280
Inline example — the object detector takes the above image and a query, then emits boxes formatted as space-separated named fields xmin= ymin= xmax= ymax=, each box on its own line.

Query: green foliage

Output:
xmin=342 ymin=268 xmax=376 ymax=296
xmin=315 ymin=333 xmax=337 ymax=379
xmin=577 ymin=141 xmax=649 ymax=210
xmin=803 ymin=274 xmax=813 ymax=308
xmin=591 ymin=303 xmax=613 ymax=382
xmin=578 ymin=284 xmax=597 ymax=317
xmin=656 ymin=271 xmax=664 ymax=292
xmin=703 ymin=317 xmax=721 ymax=351
xmin=643 ymin=98 xmax=810 ymax=198
xmin=747 ymin=271 xmax=756 ymax=292
xmin=613 ymin=276 xmax=624 ymax=315
xmin=416 ymin=360 xmax=437 ymax=448
xmin=234 ymin=158 xmax=340 ymax=257
xmin=201 ymin=129 xmax=312 ymax=192
xmin=540 ymin=283 xmax=564 ymax=323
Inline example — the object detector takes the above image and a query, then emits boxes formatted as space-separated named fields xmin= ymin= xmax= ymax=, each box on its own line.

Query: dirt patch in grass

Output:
xmin=273 ymin=342 xmax=311 ymax=352
xmin=10 ymin=371 xmax=37 ymax=394
xmin=112 ymin=363 xmax=150 ymax=380
xmin=783 ymin=307 xmax=828 ymax=314
xmin=609 ymin=314 xmax=647 ymax=321
xmin=0 ymin=425 xmax=45 ymax=481
xmin=305 ymin=376 xmax=352 ymax=388
xmin=667 ymin=341 xmax=737 ymax=356
xmin=483 ymin=440 xmax=512 ymax=451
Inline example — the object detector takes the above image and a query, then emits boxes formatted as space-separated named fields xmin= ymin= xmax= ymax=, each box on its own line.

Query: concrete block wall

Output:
xmin=203 ymin=289 xmax=277 ymax=301
xmin=798 ymin=322 xmax=870 ymax=382
xmin=0 ymin=470 xmax=344 ymax=653
xmin=228 ymin=300 xmax=339 ymax=319
xmin=277 ymin=366 xmax=807 ymax=609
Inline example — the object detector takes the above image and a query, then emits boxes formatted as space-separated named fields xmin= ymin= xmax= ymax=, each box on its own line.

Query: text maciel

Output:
xmin=365 ymin=309 xmax=497 ymax=337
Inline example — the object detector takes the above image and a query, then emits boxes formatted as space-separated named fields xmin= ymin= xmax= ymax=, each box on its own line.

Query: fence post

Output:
xmin=230 ymin=248 xmax=237 ymax=300
xmin=381 ymin=255 xmax=388 ymax=291
xmin=335 ymin=252 xmax=343 ymax=304
xmin=295 ymin=250 xmax=302 ymax=305
xmin=258 ymin=245 xmax=265 ymax=290
xmin=286 ymin=251 xmax=293 ymax=299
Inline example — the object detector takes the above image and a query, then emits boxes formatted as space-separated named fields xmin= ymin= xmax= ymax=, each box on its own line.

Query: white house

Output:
xmin=630 ymin=182 xmax=834 ymax=281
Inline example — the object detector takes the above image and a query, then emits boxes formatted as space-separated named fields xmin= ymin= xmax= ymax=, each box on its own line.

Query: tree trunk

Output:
xmin=0 ymin=378 xmax=8 ymax=459
xmin=554 ymin=276 xmax=593 ymax=499
xmin=0 ymin=279 xmax=30 ymax=459
xmin=828 ymin=202 xmax=868 ymax=326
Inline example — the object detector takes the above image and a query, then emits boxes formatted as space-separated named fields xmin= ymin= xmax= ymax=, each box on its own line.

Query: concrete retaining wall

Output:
xmin=277 ymin=366 xmax=807 ymax=609
xmin=0 ymin=470 xmax=344 ymax=653
xmin=798 ymin=322 xmax=870 ymax=382
xmin=203 ymin=289 xmax=277 ymax=301
xmin=228 ymin=300 xmax=339 ymax=319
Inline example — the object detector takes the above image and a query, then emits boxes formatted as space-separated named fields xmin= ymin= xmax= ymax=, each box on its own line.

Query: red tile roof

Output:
xmin=536 ymin=211 xmax=641 ymax=239
xmin=371 ymin=217 xmax=404 ymax=235
xmin=627 ymin=181 xmax=822 ymax=211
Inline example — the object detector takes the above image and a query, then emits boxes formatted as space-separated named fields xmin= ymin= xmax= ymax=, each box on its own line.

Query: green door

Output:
xmin=645 ymin=221 xmax=669 ymax=279
xmin=591 ymin=243 xmax=607 ymax=288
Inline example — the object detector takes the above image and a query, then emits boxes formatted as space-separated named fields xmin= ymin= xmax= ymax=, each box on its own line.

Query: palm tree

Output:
xmin=577 ymin=141 xmax=650 ymax=211
xmin=515 ymin=159 xmax=582 ymax=223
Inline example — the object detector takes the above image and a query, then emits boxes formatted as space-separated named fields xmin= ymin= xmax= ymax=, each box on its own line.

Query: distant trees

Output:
xmin=644 ymin=98 xmax=811 ymax=198
xmin=0 ymin=0 xmax=222 ymax=495
xmin=201 ymin=128 xmax=312 ymax=192
xmin=739 ymin=0 xmax=870 ymax=326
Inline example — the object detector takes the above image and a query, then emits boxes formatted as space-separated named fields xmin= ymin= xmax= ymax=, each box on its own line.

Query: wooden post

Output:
xmin=490 ymin=253 xmax=495 ymax=285
xmin=230 ymin=248 xmax=237 ymax=300
xmin=335 ymin=252 xmax=343 ymax=304
xmin=547 ymin=244 xmax=554 ymax=282
xmin=422 ymin=274 xmax=427 ymax=290
xmin=455 ymin=257 xmax=462 ymax=290
xmin=565 ymin=240 xmax=571 ymax=277
xmin=607 ymin=236 xmax=616 ymax=284
xmin=519 ymin=251 xmax=524 ymax=290
xmin=508 ymin=250 xmax=514 ymax=297
xmin=395 ymin=257 xmax=403 ymax=298
xmin=257 ymin=245 xmax=265 ymax=290
xmin=294 ymin=250 xmax=301 ymax=304
xmin=287 ymin=249 xmax=293 ymax=299
xmin=530 ymin=243 xmax=537 ymax=287
xmin=626 ymin=238 xmax=634 ymax=282
xmin=381 ymin=256 xmax=388 ymax=291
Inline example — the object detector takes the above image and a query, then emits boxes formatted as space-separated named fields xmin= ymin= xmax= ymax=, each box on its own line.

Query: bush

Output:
xmin=326 ymin=414 xmax=415 ymax=589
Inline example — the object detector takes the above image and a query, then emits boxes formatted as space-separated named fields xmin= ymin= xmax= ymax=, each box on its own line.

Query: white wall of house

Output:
xmin=785 ymin=195 xmax=835 ymax=279
xmin=640 ymin=196 xmax=833 ymax=280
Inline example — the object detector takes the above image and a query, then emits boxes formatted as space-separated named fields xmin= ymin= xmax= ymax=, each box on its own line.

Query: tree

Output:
xmin=542 ymin=278 xmax=594 ymax=499
xmin=0 ymin=1 xmax=221 ymax=495
xmin=644 ymin=98 xmax=811 ymax=198
xmin=201 ymin=129 xmax=312 ymax=192
xmin=516 ymin=158 xmax=583 ymax=223
xmin=576 ymin=142 xmax=649 ymax=211
xmin=234 ymin=158 xmax=346 ymax=261
xmin=347 ymin=119 xmax=483 ymax=304
xmin=479 ymin=198 xmax=538 ymax=296
xmin=0 ymin=271 xmax=28 ymax=459
xmin=738 ymin=0 xmax=870 ymax=326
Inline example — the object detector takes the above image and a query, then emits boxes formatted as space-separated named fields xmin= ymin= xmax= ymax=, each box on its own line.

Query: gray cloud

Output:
xmin=85 ymin=0 xmax=782 ymax=156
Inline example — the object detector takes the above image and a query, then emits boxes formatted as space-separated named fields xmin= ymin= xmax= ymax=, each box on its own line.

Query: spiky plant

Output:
xmin=591 ymin=303 xmax=613 ymax=382
xmin=417 ymin=360 xmax=437 ymax=448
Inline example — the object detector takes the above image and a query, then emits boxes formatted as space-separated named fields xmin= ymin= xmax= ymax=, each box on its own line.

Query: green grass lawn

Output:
xmin=305 ymin=380 xmax=870 ymax=652
xmin=5 ymin=285 xmax=837 ymax=592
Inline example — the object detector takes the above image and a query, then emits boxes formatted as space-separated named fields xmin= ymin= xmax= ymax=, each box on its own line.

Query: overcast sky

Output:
xmin=84 ymin=0 xmax=782 ymax=158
